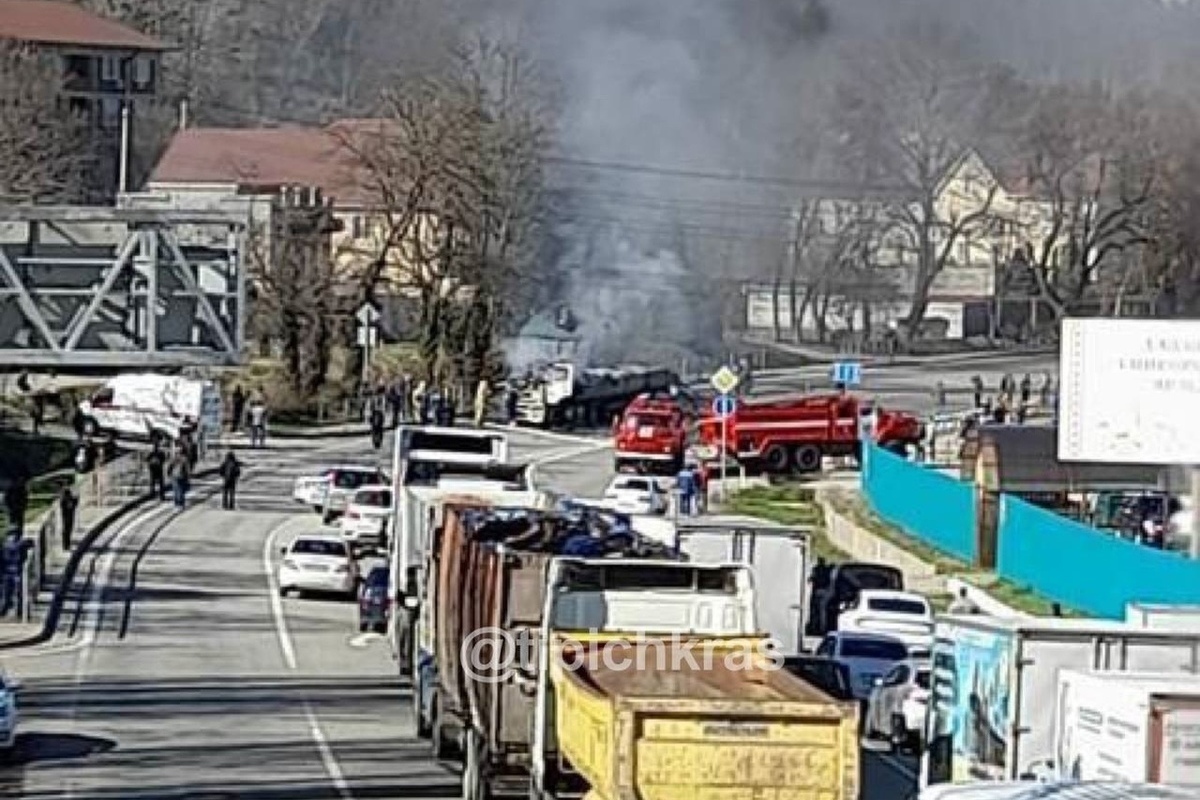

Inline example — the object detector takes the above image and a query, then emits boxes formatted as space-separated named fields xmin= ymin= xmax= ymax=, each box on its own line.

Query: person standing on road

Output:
xmin=230 ymin=385 xmax=246 ymax=433
xmin=675 ymin=465 xmax=697 ymax=517
xmin=29 ymin=394 xmax=44 ymax=435
xmin=219 ymin=450 xmax=242 ymax=510
xmin=369 ymin=404 xmax=385 ymax=450
xmin=473 ymin=379 xmax=489 ymax=428
xmin=505 ymin=383 xmax=519 ymax=426
xmin=971 ymin=375 xmax=984 ymax=409
xmin=167 ymin=448 xmax=190 ymax=509
xmin=412 ymin=381 xmax=427 ymax=425
xmin=59 ymin=485 xmax=78 ymax=551
xmin=0 ymin=528 xmax=32 ymax=618
xmin=146 ymin=445 xmax=166 ymax=500
xmin=247 ymin=397 xmax=267 ymax=448
xmin=692 ymin=462 xmax=708 ymax=514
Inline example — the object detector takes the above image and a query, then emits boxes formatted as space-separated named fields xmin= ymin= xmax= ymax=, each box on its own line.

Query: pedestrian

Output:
xmin=59 ymin=485 xmax=78 ymax=551
xmin=180 ymin=429 xmax=198 ymax=471
xmin=0 ymin=528 xmax=32 ymax=618
xmin=30 ymin=394 xmax=44 ymax=435
xmin=74 ymin=438 xmax=96 ymax=474
xmin=474 ymin=379 xmax=490 ymax=428
xmin=413 ymin=381 xmax=428 ymax=425
xmin=230 ymin=385 xmax=246 ymax=432
xmin=370 ymin=404 xmax=385 ymax=450
xmin=971 ymin=375 xmax=983 ymax=409
xmin=675 ymin=464 xmax=697 ymax=517
xmin=1039 ymin=372 xmax=1053 ymax=407
xmin=948 ymin=586 xmax=981 ymax=614
xmin=71 ymin=406 xmax=86 ymax=440
xmin=219 ymin=450 xmax=242 ymax=510
xmin=505 ymin=384 xmax=519 ymax=426
xmin=1016 ymin=402 xmax=1028 ymax=425
xmin=167 ymin=448 xmax=190 ymax=509
xmin=247 ymin=397 xmax=267 ymax=448
xmin=1019 ymin=373 xmax=1032 ymax=405
xmin=146 ymin=445 xmax=166 ymax=500
xmin=935 ymin=381 xmax=946 ymax=409
xmin=692 ymin=462 xmax=708 ymax=514
xmin=388 ymin=378 xmax=404 ymax=428
xmin=3 ymin=474 xmax=28 ymax=534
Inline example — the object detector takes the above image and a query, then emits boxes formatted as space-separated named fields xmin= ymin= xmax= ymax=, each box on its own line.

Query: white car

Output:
xmin=837 ymin=589 xmax=934 ymax=655
xmin=603 ymin=474 xmax=669 ymax=515
xmin=865 ymin=659 xmax=931 ymax=752
xmin=814 ymin=631 xmax=911 ymax=700
xmin=277 ymin=535 xmax=359 ymax=598
xmin=0 ymin=672 xmax=18 ymax=752
xmin=339 ymin=485 xmax=393 ymax=549
xmin=291 ymin=466 xmax=387 ymax=520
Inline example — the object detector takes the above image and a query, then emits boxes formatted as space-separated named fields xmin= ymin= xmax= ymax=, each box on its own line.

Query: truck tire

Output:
xmin=793 ymin=444 xmax=822 ymax=473
xmin=762 ymin=444 xmax=788 ymax=473
xmin=462 ymin=727 xmax=493 ymax=800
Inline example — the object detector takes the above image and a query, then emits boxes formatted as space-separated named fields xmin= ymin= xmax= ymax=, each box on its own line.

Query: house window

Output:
xmin=100 ymin=55 xmax=120 ymax=86
xmin=351 ymin=215 xmax=366 ymax=239
xmin=131 ymin=56 xmax=154 ymax=91
xmin=98 ymin=97 xmax=121 ymax=131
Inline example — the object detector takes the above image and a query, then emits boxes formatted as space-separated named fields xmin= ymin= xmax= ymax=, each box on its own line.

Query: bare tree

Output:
xmin=829 ymin=24 xmax=996 ymax=344
xmin=248 ymin=190 xmax=342 ymax=399
xmin=0 ymin=42 xmax=93 ymax=203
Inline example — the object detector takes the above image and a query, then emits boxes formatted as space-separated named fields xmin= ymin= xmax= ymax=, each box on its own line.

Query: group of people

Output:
xmin=968 ymin=372 xmax=1056 ymax=426
xmin=227 ymin=386 xmax=268 ymax=447
xmin=673 ymin=461 xmax=710 ymax=516
xmin=145 ymin=435 xmax=243 ymax=512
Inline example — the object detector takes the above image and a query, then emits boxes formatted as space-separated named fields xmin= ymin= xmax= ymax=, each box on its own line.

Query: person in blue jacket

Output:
xmin=675 ymin=466 xmax=697 ymax=516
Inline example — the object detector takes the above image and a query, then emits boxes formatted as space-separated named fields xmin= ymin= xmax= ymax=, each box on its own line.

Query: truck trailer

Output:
xmin=515 ymin=362 xmax=679 ymax=429
xmin=526 ymin=557 xmax=861 ymax=800
xmin=1054 ymin=669 xmax=1200 ymax=785
xmin=921 ymin=615 xmax=1200 ymax=790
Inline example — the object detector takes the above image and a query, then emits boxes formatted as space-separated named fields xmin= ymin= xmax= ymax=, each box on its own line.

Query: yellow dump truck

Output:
xmin=526 ymin=558 xmax=860 ymax=800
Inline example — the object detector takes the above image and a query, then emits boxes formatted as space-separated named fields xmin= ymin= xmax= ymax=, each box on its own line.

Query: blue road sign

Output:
xmin=831 ymin=361 xmax=862 ymax=386
xmin=712 ymin=393 xmax=737 ymax=418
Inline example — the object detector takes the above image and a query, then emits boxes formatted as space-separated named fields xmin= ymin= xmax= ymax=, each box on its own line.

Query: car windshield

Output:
xmin=840 ymin=638 xmax=909 ymax=660
xmin=616 ymin=479 xmax=652 ymax=492
xmin=867 ymin=597 xmax=928 ymax=616
xmin=333 ymin=471 xmax=379 ymax=489
xmin=354 ymin=489 xmax=392 ymax=507
xmin=291 ymin=539 xmax=347 ymax=557
xmin=783 ymin=658 xmax=852 ymax=699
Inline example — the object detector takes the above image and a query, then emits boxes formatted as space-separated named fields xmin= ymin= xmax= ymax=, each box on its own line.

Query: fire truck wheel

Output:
xmin=793 ymin=444 xmax=822 ymax=473
xmin=763 ymin=445 xmax=789 ymax=473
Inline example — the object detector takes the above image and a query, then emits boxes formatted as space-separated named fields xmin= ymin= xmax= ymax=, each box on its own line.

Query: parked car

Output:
xmin=602 ymin=474 xmax=669 ymax=515
xmin=340 ymin=485 xmax=393 ymax=550
xmin=814 ymin=631 xmax=911 ymax=701
xmin=277 ymin=534 xmax=359 ymax=598
xmin=865 ymin=659 xmax=931 ymax=752
xmin=357 ymin=566 xmax=390 ymax=634
xmin=837 ymin=589 xmax=934 ymax=655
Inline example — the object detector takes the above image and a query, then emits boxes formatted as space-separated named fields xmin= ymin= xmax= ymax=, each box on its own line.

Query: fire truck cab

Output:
xmin=612 ymin=393 xmax=690 ymax=475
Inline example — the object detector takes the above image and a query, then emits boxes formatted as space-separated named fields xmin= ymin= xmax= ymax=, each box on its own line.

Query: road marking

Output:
xmin=488 ymin=423 xmax=604 ymax=447
xmin=348 ymin=632 xmax=382 ymax=648
xmin=532 ymin=441 xmax=612 ymax=467
xmin=263 ymin=517 xmax=354 ymax=800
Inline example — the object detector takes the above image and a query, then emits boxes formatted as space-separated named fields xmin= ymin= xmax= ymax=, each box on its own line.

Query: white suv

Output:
xmin=339 ymin=485 xmax=393 ymax=550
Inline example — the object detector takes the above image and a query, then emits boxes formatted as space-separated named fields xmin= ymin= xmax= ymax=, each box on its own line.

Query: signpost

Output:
xmin=831 ymin=361 xmax=862 ymax=387
xmin=711 ymin=391 xmax=738 ymax=502
xmin=355 ymin=302 xmax=381 ymax=388
xmin=1058 ymin=318 xmax=1200 ymax=558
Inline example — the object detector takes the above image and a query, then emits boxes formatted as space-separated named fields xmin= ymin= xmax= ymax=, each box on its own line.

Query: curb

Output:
xmin=0 ymin=465 xmax=220 ymax=651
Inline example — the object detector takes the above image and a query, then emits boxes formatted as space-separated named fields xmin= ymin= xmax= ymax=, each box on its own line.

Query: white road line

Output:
xmin=263 ymin=518 xmax=354 ymax=800
xmin=532 ymin=441 xmax=612 ymax=467
xmin=488 ymin=423 xmax=604 ymax=447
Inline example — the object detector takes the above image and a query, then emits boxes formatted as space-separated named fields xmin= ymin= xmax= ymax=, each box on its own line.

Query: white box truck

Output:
xmin=920 ymin=615 xmax=1200 ymax=789
xmin=674 ymin=514 xmax=810 ymax=655
xmin=1055 ymin=669 xmax=1200 ymax=785
xmin=1127 ymin=603 xmax=1200 ymax=633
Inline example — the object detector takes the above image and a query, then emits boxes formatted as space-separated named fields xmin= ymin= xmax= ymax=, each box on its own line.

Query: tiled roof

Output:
xmin=149 ymin=123 xmax=382 ymax=208
xmin=0 ymin=0 xmax=168 ymax=51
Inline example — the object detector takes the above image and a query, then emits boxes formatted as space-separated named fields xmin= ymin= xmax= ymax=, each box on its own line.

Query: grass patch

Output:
xmin=724 ymin=484 xmax=850 ymax=564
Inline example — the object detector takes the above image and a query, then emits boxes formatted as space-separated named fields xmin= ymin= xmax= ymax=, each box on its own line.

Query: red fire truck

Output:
xmin=695 ymin=392 xmax=923 ymax=474
xmin=611 ymin=393 xmax=691 ymax=474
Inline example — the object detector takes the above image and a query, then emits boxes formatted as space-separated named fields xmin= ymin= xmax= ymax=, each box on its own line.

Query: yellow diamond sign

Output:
xmin=710 ymin=365 xmax=740 ymax=395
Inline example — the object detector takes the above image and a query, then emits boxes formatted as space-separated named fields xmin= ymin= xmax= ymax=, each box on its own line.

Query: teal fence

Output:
xmin=862 ymin=443 xmax=978 ymax=563
xmin=998 ymin=495 xmax=1200 ymax=619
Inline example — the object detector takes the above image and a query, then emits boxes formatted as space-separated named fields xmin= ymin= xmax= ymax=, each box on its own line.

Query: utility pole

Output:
xmin=117 ymin=101 xmax=132 ymax=194
xmin=786 ymin=207 xmax=804 ymax=339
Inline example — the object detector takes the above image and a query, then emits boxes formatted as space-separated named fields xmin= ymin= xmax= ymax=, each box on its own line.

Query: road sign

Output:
xmin=355 ymin=302 xmax=381 ymax=327
xmin=356 ymin=325 xmax=378 ymax=348
xmin=710 ymin=365 xmax=740 ymax=395
xmin=712 ymin=393 xmax=737 ymax=418
xmin=831 ymin=361 xmax=862 ymax=386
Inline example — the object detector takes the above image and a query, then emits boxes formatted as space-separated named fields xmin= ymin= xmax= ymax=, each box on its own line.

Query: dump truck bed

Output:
xmin=550 ymin=636 xmax=860 ymax=800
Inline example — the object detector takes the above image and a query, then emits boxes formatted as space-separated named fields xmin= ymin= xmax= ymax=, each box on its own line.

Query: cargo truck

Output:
xmin=525 ymin=557 xmax=861 ymax=800
xmin=920 ymin=615 xmax=1200 ymax=790
xmin=1054 ymin=669 xmax=1200 ymax=785
xmin=428 ymin=503 xmax=675 ymax=797
xmin=674 ymin=514 xmax=811 ymax=654
xmin=515 ymin=362 xmax=680 ymax=429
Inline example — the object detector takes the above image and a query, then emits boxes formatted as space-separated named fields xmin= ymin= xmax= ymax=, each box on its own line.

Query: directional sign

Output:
xmin=712 ymin=393 xmax=737 ymax=418
xmin=710 ymin=365 xmax=740 ymax=395
xmin=831 ymin=361 xmax=862 ymax=387
xmin=355 ymin=302 xmax=381 ymax=327
xmin=356 ymin=325 xmax=378 ymax=348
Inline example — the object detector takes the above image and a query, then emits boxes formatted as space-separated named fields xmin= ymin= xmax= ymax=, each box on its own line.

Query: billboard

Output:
xmin=1059 ymin=318 xmax=1200 ymax=465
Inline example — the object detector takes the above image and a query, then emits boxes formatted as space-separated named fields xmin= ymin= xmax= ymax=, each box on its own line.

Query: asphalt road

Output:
xmin=0 ymin=426 xmax=917 ymax=800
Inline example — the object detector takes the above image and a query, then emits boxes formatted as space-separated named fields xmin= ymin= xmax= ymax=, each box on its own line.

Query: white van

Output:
xmin=79 ymin=374 xmax=223 ymax=443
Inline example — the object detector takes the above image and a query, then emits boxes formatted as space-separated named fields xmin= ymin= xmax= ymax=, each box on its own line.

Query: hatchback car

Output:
xmin=814 ymin=631 xmax=911 ymax=701
xmin=340 ymin=485 xmax=393 ymax=550
xmin=865 ymin=659 xmax=931 ymax=752
xmin=278 ymin=535 xmax=359 ymax=598
xmin=357 ymin=566 xmax=390 ymax=633
xmin=603 ymin=474 xmax=668 ymax=515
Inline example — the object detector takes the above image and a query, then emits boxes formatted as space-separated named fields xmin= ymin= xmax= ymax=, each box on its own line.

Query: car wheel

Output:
xmin=359 ymin=621 xmax=369 ymax=633
xmin=279 ymin=586 xmax=291 ymax=598
xmin=374 ymin=622 xmax=386 ymax=635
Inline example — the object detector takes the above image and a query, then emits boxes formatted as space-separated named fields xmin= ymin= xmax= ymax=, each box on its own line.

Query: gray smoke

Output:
xmin=479 ymin=0 xmax=1200 ymax=369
